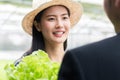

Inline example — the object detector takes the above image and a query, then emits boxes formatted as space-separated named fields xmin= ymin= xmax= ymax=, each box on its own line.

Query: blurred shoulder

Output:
xmin=67 ymin=34 xmax=119 ymax=55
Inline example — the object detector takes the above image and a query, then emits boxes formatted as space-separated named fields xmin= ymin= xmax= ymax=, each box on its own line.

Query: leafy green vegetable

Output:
xmin=4 ymin=50 xmax=60 ymax=80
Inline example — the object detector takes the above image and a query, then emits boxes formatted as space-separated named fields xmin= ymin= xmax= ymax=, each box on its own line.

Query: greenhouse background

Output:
xmin=0 ymin=0 xmax=115 ymax=60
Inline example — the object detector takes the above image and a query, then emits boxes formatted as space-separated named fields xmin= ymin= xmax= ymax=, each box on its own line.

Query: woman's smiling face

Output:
xmin=38 ymin=5 xmax=71 ymax=44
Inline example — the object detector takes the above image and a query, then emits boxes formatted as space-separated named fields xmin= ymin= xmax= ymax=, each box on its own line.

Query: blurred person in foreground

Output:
xmin=58 ymin=0 xmax=120 ymax=80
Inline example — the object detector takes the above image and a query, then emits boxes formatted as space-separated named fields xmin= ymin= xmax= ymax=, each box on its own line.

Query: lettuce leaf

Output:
xmin=4 ymin=50 xmax=60 ymax=80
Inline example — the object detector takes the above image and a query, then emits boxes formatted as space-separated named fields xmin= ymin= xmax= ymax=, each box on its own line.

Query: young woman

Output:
xmin=15 ymin=0 xmax=83 ymax=65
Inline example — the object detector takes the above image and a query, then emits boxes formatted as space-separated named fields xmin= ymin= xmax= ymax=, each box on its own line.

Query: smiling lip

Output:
xmin=53 ymin=31 xmax=65 ymax=37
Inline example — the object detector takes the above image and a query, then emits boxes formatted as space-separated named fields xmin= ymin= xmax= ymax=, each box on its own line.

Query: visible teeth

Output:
xmin=54 ymin=32 xmax=63 ymax=34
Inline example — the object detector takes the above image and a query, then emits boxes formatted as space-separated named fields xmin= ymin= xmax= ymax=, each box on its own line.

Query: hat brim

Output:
xmin=22 ymin=0 xmax=83 ymax=35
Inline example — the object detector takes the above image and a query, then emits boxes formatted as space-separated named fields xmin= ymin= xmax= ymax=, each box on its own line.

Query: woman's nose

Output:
xmin=56 ymin=19 xmax=64 ymax=28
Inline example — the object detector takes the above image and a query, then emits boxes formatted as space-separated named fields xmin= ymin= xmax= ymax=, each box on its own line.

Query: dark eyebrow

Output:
xmin=62 ymin=13 xmax=69 ymax=16
xmin=46 ymin=13 xmax=69 ymax=17
xmin=46 ymin=15 xmax=56 ymax=17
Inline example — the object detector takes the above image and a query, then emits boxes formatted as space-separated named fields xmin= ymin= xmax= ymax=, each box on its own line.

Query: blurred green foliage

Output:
xmin=0 ymin=0 xmax=32 ymax=7
xmin=0 ymin=60 xmax=13 ymax=80
xmin=82 ymin=2 xmax=105 ymax=19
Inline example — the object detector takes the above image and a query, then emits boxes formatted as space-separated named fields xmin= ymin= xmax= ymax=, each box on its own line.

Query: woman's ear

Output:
xmin=34 ymin=21 xmax=41 ymax=32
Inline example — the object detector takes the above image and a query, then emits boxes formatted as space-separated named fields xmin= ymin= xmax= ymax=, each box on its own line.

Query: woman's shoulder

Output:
xmin=14 ymin=50 xmax=32 ymax=66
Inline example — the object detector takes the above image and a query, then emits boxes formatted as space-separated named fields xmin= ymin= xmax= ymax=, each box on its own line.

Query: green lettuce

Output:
xmin=4 ymin=50 xmax=60 ymax=80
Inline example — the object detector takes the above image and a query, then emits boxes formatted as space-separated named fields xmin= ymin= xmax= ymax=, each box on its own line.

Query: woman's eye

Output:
xmin=63 ymin=16 xmax=69 ymax=20
xmin=48 ymin=18 xmax=55 ymax=21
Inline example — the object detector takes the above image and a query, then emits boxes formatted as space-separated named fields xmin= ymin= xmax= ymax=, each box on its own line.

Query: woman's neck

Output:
xmin=45 ymin=43 xmax=65 ymax=63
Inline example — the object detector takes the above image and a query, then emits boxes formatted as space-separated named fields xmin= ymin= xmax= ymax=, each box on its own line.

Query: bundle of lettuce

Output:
xmin=4 ymin=50 xmax=60 ymax=80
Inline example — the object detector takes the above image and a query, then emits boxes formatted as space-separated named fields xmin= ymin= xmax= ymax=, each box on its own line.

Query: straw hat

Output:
xmin=22 ymin=0 xmax=83 ymax=35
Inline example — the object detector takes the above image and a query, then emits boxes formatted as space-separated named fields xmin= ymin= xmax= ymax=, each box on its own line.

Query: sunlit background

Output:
xmin=0 ymin=0 xmax=115 ymax=60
